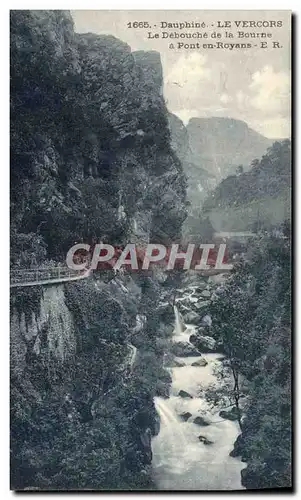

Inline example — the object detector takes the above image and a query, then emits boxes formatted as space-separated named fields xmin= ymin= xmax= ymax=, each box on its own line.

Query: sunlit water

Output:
xmin=152 ymin=308 xmax=246 ymax=490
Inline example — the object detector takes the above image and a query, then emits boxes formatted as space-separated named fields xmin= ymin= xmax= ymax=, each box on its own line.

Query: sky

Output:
xmin=71 ymin=10 xmax=291 ymax=139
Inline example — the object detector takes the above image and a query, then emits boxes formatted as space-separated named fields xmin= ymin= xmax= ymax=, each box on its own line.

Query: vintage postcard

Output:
xmin=10 ymin=10 xmax=291 ymax=491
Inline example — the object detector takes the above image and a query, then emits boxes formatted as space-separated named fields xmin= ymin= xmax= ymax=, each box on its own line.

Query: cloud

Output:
xmin=164 ymin=57 xmax=290 ymax=139
xmin=249 ymin=65 xmax=290 ymax=115
xmin=236 ymin=90 xmax=250 ymax=109
xmin=164 ymin=53 xmax=231 ymax=116
xmin=165 ymin=53 xmax=211 ymax=88
xmin=220 ymin=93 xmax=232 ymax=105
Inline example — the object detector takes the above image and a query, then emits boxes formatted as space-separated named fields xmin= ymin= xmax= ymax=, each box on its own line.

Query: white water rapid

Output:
xmin=152 ymin=306 xmax=245 ymax=490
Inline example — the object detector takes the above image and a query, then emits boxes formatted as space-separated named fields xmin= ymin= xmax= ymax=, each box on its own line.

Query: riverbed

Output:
xmin=151 ymin=316 xmax=246 ymax=490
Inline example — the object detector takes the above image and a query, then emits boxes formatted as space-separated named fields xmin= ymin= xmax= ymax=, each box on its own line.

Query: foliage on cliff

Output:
xmin=11 ymin=273 xmax=167 ymax=490
xmin=210 ymin=226 xmax=291 ymax=489
xmin=10 ymin=10 xmax=186 ymax=265
xmin=202 ymin=140 xmax=291 ymax=232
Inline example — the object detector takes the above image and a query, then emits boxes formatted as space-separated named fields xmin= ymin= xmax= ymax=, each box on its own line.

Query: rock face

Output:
xmin=10 ymin=285 xmax=76 ymax=375
xmin=202 ymin=140 xmax=291 ymax=233
xmin=11 ymin=11 xmax=187 ymax=263
xmin=168 ymin=114 xmax=273 ymax=239
xmin=168 ymin=112 xmax=189 ymax=162
xmin=186 ymin=117 xmax=273 ymax=181
xmin=189 ymin=334 xmax=216 ymax=353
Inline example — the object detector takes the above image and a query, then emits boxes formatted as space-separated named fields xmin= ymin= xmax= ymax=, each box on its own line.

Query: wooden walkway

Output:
xmin=10 ymin=267 xmax=90 ymax=288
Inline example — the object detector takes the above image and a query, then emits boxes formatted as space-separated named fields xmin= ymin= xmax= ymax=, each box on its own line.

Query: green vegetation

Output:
xmin=210 ymin=226 xmax=291 ymax=488
xmin=11 ymin=275 xmax=173 ymax=490
xmin=203 ymin=140 xmax=291 ymax=232
xmin=10 ymin=11 xmax=186 ymax=264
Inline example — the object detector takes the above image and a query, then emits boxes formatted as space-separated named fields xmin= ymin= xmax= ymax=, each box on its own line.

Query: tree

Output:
xmin=210 ymin=227 xmax=291 ymax=488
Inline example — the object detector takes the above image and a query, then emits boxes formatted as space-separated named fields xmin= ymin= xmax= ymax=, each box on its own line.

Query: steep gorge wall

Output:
xmin=11 ymin=11 xmax=186 ymax=264
xmin=10 ymin=10 xmax=186 ymax=490
xmin=11 ymin=268 xmax=176 ymax=489
xmin=11 ymin=285 xmax=75 ymax=373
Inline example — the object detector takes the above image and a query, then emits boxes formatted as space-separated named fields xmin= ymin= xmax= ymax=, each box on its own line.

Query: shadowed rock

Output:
xmin=193 ymin=416 xmax=210 ymax=426
xmin=191 ymin=358 xmax=208 ymax=367
xmin=189 ymin=333 xmax=216 ymax=353
xmin=179 ymin=412 xmax=192 ymax=421
xmin=219 ymin=406 xmax=240 ymax=421
xmin=171 ymin=341 xmax=201 ymax=357
xmin=178 ymin=390 xmax=193 ymax=399
xmin=199 ymin=435 xmax=213 ymax=445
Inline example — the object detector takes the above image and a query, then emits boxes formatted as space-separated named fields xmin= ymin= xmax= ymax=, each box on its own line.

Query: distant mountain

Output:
xmin=168 ymin=113 xmax=217 ymax=242
xmin=167 ymin=114 xmax=282 ymax=240
xmin=168 ymin=113 xmax=216 ymax=209
xmin=186 ymin=117 xmax=274 ymax=180
xmin=202 ymin=140 xmax=291 ymax=232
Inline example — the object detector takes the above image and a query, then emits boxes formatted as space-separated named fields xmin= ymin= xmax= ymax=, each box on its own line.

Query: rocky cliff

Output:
xmin=203 ymin=139 xmax=291 ymax=232
xmin=168 ymin=113 xmax=285 ymax=238
xmin=10 ymin=10 xmax=186 ymax=490
xmin=11 ymin=11 xmax=186 ymax=263
xmin=186 ymin=117 xmax=273 ymax=181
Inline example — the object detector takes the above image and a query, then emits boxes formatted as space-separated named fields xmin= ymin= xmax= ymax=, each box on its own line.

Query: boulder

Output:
xmin=194 ymin=284 xmax=207 ymax=292
xmin=201 ymin=314 xmax=212 ymax=327
xmin=189 ymin=334 xmax=216 ymax=353
xmin=170 ymin=358 xmax=186 ymax=368
xmin=198 ymin=435 xmax=213 ymax=445
xmin=171 ymin=341 xmax=201 ymax=357
xmin=194 ymin=300 xmax=211 ymax=311
xmin=179 ymin=412 xmax=192 ymax=421
xmin=201 ymin=290 xmax=211 ymax=298
xmin=219 ymin=406 xmax=240 ymax=421
xmin=178 ymin=390 xmax=193 ymax=398
xmin=193 ymin=416 xmax=210 ymax=426
xmin=191 ymin=358 xmax=208 ymax=367
xmin=183 ymin=311 xmax=201 ymax=324
xmin=189 ymin=334 xmax=198 ymax=344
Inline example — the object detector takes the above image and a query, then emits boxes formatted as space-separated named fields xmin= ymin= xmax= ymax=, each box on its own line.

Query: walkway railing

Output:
xmin=10 ymin=267 xmax=90 ymax=288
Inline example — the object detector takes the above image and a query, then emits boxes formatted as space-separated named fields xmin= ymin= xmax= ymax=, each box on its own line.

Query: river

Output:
xmin=151 ymin=306 xmax=246 ymax=490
